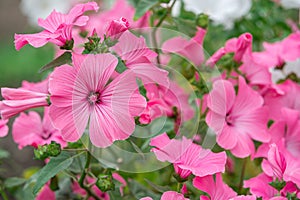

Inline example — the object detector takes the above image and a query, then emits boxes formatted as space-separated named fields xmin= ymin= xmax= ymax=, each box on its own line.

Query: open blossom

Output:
xmin=150 ymin=133 xmax=226 ymax=179
xmin=12 ymin=108 xmax=66 ymax=149
xmin=0 ymin=119 xmax=8 ymax=137
xmin=162 ymin=27 xmax=206 ymax=66
xmin=0 ymin=87 xmax=49 ymax=120
xmin=206 ymin=76 xmax=270 ymax=158
xmin=49 ymin=53 xmax=146 ymax=147
xmin=14 ymin=2 xmax=99 ymax=50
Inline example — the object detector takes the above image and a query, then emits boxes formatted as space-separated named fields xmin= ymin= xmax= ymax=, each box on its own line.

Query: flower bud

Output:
xmin=106 ymin=17 xmax=129 ymax=40
xmin=96 ymin=173 xmax=115 ymax=192
xmin=34 ymin=141 xmax=61 ymax=160
xmin=196 ymin=14 xmax=209 ymax=29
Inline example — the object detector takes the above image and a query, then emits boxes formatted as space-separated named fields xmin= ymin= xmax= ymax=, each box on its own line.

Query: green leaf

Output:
xmin=128 ymin=179 xmax=160 ymax=199
xmin=115 ymin=58 xmax=127 ymax=73
xmin=4 ymin=177 xmax=26 ymax=188
xmin=144 ymin=179 xmax=170 ymax=193
xmin=0 ymin=149 xmax=9 ymax=159
xmin=39 ymin=51 xmax=72 ymax=73
xmin=134 ymin=0 xmax=159 ymax=20
xmin=32 ymin=151 xmax=79 ymax=195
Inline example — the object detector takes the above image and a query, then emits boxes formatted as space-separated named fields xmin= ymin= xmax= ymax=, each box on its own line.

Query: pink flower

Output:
xmin=0 ymin=87 xmax=49 ymax=120
xmin=106 ymin=17 xmax=130 ymax=40
xmin=162 ymin=27 xmax=206 ymax=66
xmin=244 ymin=173 xmax=278 ymax=199
xmin=253 ymin=32 xmax=300 ymax=68
xmin=85 ymin=0 xmax=150 ymax=36
xmin=14 ymin=2 xmax=99 ymax=50
xmin=139 ymin=81 xmax=194 ymax=125
xmin=0 ymin=119 xmax=8 ymax=137
xmin=150 ymin=133 xmax=226 ymax=179
xmin=206 ymin=76 xmax=270 ymax=158
xmin=206 ymin=33 xmax=252 ymax=66
xmin=193 ymin=173 xmax=237 ymax=200
xmin=12 ymin=108 xmax=66 ymax=149
xmin=21 ymin=79 xmax=49 ymax=94
xmin=264 ymin=80 xmax=300 ymax=121
xmin=112 ymin=173 xmax=127 ymax=196
xmin=267 ymin=143 xmax=287 ymax=180
xmin=49 ymin=53 xmax=146 ymax=147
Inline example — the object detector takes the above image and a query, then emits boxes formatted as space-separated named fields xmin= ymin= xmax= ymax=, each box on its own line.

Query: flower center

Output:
xmin=225 ymin=113 xmax=234 ymax=126
xmin=88 ymin=92 xmax=101 ymax=104
xmin=41 ymin=129 xmax=52 ymax=140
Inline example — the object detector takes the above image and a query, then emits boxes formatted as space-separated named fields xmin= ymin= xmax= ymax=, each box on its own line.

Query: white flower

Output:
xmin=279 ymin=0 xmax=300 ymax=9
xmin=20 ymin=0 xmax=74 ymax=27
xmin=173 ymin=0 xmax=252 ymax=29
xmin=271 ymin=59 xmax=300 ymax=83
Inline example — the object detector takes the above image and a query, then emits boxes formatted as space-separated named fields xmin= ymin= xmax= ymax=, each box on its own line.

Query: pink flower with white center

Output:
xmin=49 ymin=53 xmax=146 ymax=147
xmin=206 ymin=76 xmax=270 ymax=158
xmin=150 ymin=133 xmax=226 ymax=179
xmin=106 ymin=17 xmax=130 ymax=40
xmin=12 ymin=108 xmax=66 ymax=149
xmin=162 ymin=27 xmax=206 ymax=66
xmin=193 ymin=173 xmax=237 ymax=200
xmin=14 ymin=2 xmax=99 ymax=50
xmin=0 ymin=119 xmax=8 ymax=137
xmin=0 ymin=87 xmax=49 ymax=120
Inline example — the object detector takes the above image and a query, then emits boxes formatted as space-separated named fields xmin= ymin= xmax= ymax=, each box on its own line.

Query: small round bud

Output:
xmin=96 ymin=173 xmax=115 ymax=192
xmin=196 ymin=13 xmax=209 ymax=29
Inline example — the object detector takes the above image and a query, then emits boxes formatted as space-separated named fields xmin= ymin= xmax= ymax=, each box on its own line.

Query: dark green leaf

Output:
xmin=32 ymin=151 xmax=78 ymax=195
xmin=4 ymin=177 xmax=26 ymax=188
xmin=144 ymin=179 xmax=170 ymax=193
xmin=134 ymin=0 xmax=159 ymax=20
xmin=39 ymin=51 xmax=72 ymax=73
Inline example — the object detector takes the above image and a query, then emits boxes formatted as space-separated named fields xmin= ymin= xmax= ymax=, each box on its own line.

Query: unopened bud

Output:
xmin=96 ymin=173 xmax=115 ymax=192
xmin=34 ymin=141 xmax=61 ymax=160
xmin=106 ymin=17 xmax=129 ymax=40
xmin=196 ymin=14 xmax=209 ymax=29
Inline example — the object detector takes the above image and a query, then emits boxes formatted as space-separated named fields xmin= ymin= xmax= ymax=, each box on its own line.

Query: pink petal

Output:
xmin=0 ymin=120 xmax=8 ymax=137
xmin=161 ymin=191 xmax=188 ymax=200
xmin=12 ymin=112 xmax=43 ymax=149
xmin=67 ymin=2 xmax=99 ymax=25
xmin=111 ymin=31 xmax=157 ymax=65
xmin=230 ymin=133 xmax=255 ymax=158
xmin=216 ymin=124 xmax=238 ymax=150
xmin=231 ymin=76 xmax=264 ymax=115
xmin=268 ymin=144 xmax=287 ymax=180
xmin=207 ymin=80 xmax=236 ymax=116
xmin=14 ymin=31 xmax=52 ymax=50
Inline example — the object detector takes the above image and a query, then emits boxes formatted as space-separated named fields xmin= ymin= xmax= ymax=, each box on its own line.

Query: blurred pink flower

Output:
xmin=206 ymin=76 xmax=270 ymax=158
xmin=193 ymin=173 xmax=237 ymax=200
xmin=0 ymin=88 xmax=49 ymax=120
xmin=14 ymin=2 xmax=99 ymax=50
xmin=140 ymin=191 xmax=188 ymax=200
xmin=21 ymin=79 xmax=49 ymax=94
xmin=0 ymin=119 xmax=8 ymax=137
xmin=12 ymin=108 xmax=66 ymax=149
xmin=36 ymin=183 xmax=55 ymax=200
xmin=150 ymin=133 xmax=226 ymax=179
xmin=162 ymin=27 xmax=206 ymax=66
xmin=49 ymin=53 xmax=146 ymax=147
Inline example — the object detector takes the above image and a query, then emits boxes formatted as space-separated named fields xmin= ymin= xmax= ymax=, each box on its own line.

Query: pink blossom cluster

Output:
xmin=1 ymin=0 xmax=300 ymax=199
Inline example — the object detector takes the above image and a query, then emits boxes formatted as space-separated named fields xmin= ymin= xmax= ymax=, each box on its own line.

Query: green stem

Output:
xmin=78 ymin=151 xmax=100 ymax=200
xmin=0 ymin=188 xmax=8 ymax=200
xmin=238 ymin=158 xmax=247 ymax=194
xmin=152 ymin=0 xmax=177 ymax=65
